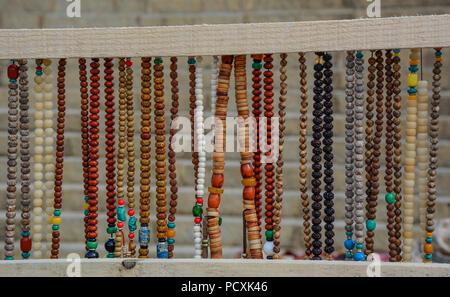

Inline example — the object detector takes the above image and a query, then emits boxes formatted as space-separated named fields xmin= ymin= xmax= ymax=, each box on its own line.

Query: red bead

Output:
xmin=240 ymin=163 xmax=253 ymax=178
xmin=118 ymin=199 xmax=125 ymax=205
xmin=243 ymin=186 xmax=256 ymax=200
xmin=194 ymin=217 xmax=201 ymax=224
xmin=20 ymin=237 xmax=32 ymax=252
xmin=128 ymin=233 xmax=135 ymax=239
xmin=128 ymin=209 xmax=135 ymax=216
xmin=126 ymin=60 xmax=133 ymax=67
xmin=117 ymin=222 xmax=124 ymax=228
xmin=7 ymin=64 xmax=19 ymax=80
xmin=211 ymin=174 xmax=224 ymax=188
xmin=196 ymin=198 xmax=203 ymax=205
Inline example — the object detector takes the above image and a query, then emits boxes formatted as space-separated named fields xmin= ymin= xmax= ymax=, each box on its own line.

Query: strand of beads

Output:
xmin=424 ymin=48 xmax=442 ymax=263
xmin=18 ymin=59 xmax=32 ymax=259
xmin=211 ymin=56 xmax=219 ymax=115
xmin=273 ymin=53 xmax=287 ymax=259
xmin=41 ymin=59 xmax=55 ymax=259
xmin=384 ymin=50 xmax=397 ymax=261
xmin=353 ymin=51 xmax=366 ymax=261
xmin=153 ymin=57 xmax=168 ymax=258
xmin=79 ymin=59 xmax=91 ymax=251
xmin=344 ymin=51 xmax=356 ymax=260
xmin=251 ymin=54 xmax=264 ymax=228
xmin=391 ymin=49 xmax=403 ymax=262
xmin=168 ymin=57 xmax=179 ymax=258
xmin=322 ymin=52 xmax=335 ymax=260
xmin=189 ymin=57 xmax=199 ymax=206
xmin=85 ymin=58 xmax=100 ymax=258
xmin=125 ymin=58 xmax=137 ymax=257
xmin=234 ymin=55 xmax=263 ymax=259
xmin=192 ymin=57 xmax=206 ymax=259
xmin=5 ymin=60 xmax=19 ymax=260
xmin=138 ymin=57 xmax=152 ymax=258
xmin=365 ymin=50 xmax=383 ymax=256
xmin=262 ymin=54 xmax=275 ymax=259
xmin=103 ymin=58 xmax=117 ymax=258
xmin=417 ymin=79 xmax=429 ymax=260
xmin=403 ymin=48 xmax=420 ymax=262
xmin=50 ymin=59 xmax=66 ymax=259
xmin=207 ymin=56 xmax=232 ymax=259
xmin=31 ymin=59 xmax=45 ymax=259
xmin=298 ymin=52 xmax=311 ymax=259
xmin=115 ymin=58 xmax=127 ymax=257
xmin=311 ymin=52 xmax=324 ymax=260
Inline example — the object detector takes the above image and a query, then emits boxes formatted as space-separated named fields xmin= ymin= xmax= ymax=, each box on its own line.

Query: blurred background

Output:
xmin=0 ymin=0 xmax=449 ymax=261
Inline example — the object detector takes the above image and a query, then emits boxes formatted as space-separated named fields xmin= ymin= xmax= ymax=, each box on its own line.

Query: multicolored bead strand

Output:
xmin=5 ymin=59 xmax=19 ymax=260
xmin=344 ymin=51 xmax=356 ymax=260
xmin=403 ymin=48 xmax=420 ymax=262
xmin=153 ymin=57 xmax=168 ymax=258
xmin=273 ymin=53 xmax=287 ymax=259
xmin=115 ymin=58 xmax=127 ymax=257
xmin=298 ymin=52 xmax=311 ymax=259
xmin=18 ymin=59 xmax=32 ymax=259
xmin=49 ymin=58 xmax=66 ymax=259
xmin=104 ymin=58 xmax=117 ymax=258
xmin=262 ymin=54 xmax=275 ymax=259
xmin=168 ymin=57 xmax=179 ymax=258
xmin=189 ymin=57 xmax=199 ymax=210
xmin=353 ymin=51 xmax=366 ymax=261
xmin=234 ymin=55 xmax=263 ymax=259
xmin=85 ymin=58 xmax=100 ymax=259
xmin=251 ymin=54 xmax=264 ymax=228
xmin=193 ymin=57 xmax=206 ymax=259
xmin=42 ymin=59 xmax=55 ymax=259
xmin=138 ymin=57 xmax=152 ymax=258
xmin=31 ymin=59 xmax=44 ymax=259
xmin=424 ymin=48 xmax=442 ymax=263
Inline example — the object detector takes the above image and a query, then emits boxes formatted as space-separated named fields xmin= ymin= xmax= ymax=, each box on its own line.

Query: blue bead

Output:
xmin=345 ymin=231 xmax=353 ymax=236
xmin=157 ymin=242 xmax=168 ymax=258
xmin=9 ymin=79 xmax=16 ymax=83
xmin=425 ymin=237 xmax=433 ymax=243
xmin=345 ymin=252 xmax=353 ymax=258
xmin=21 ymin=231 xmax=30 ymax=237
xmin=424 ymin=253 xmax=432 ymax=260
xmin=85 ymin=250 xmax=99 ymax=258
xmin=167 ymin=238 xmax=175 ymax=244
xmin=393 ymin=49 xmax=401 ymax=53
xmin=344 ymin=239 xmax=355 ymax=250
xmin=356 ymin=52 xmax=363 ymax=58
xmin=407 ymin=87 xmax=417 ymax=94
xmin=435 ymin=50 xmax=442 ymax=56
xmin=188 ymin=58 xmax=196 ymax=65
xmin=354 ymin=251 xmax=366 ymax=261
xmin=356 ymin=244 xmax=364 ymax=249
xmin=22 ymin=252 xmax=30 ymax=259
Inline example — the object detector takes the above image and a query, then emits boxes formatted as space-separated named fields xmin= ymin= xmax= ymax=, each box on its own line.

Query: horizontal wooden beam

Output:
xmin=0 ymin=258 xmax=449 ymax=277
xmin=0 ymin=15 xmax=449 ymax=59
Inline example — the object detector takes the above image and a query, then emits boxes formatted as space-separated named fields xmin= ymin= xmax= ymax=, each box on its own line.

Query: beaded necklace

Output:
xmin=391 ymin=49 xmax=402 ymax=262
xmin=251 ymin=54 xmax=263 ymax=229
xmin=192 ymin=57 xmax=206 ymax=259
xmin=311 ymin=52 xmax=324 ymax=260
xmin=298 ymin=52 xmax=310 ymax=259
xmin=344 ymin=51 xmax=356 ymax=259
xmin=211 ymin=56 xmax=219 ymax=115
xmin=103 ymin=58 xmax=117 ymax=258
xmin=353 ymin=51 xmax=366 ymax=261
xmin=273 ymin=53 xmax=287 ymax=259
xmin=5 ymin=59 xmax=19 ymax=260
xmin=403 ymin=48 xmax=420 ymax=262
xmin=321 ymin=52 xmax=334 ymax=260
xmin=42 ymin=59 xmax=55 ymax=259
xmin=31 ymin=59 xmax=45 ymax=259
xmin=79 ymin=58 xmax=90 ymax=252
xmin=423 ymin=48 xmax=442 ymax=263
xmin=17 ymin=59 xmax=32 ymax=259
xmin=85 ymin=58 xmax=100 ymax=258
xmin=138 ymin=57 xmax=152 ymax=258
xmin=262 ymin=54 xmax=275 ymax=259
xmin=168 ymin=57 xmax=179 ymax=258
xmin=50 ymin=58 xmax=66 ymax=258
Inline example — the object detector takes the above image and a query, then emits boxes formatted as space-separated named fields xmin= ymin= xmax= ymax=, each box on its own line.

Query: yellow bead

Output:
xmin=425 ymin=232 xmax=433 ymax=237
xmin=408 ymin=95 xmax=417 ymax=101
xmin=83 ymin=202 xmax=89 ymax=210
xmin=166 ymin=229 xmax=176 ymax=238
xmin=408 ymin=73 xmax=418 ymax=87
xmin=51 ymin=217 xmax=61 ymax=225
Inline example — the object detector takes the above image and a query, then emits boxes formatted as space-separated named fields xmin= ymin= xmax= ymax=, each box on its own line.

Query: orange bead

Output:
xmin=243 ymin=186 xmax=255 ymax=200
xmin=166 ymin=229 xmax=176 ymax=238
xmin=208 ymin=193 xmax=221 ymax=208
xmin=211 ymin=174 xmax=224 ymax=188
xmin=424 ymin=243 xmax=433 ymax=254
xmin=241 ymin=163 xmax=253 ymax=178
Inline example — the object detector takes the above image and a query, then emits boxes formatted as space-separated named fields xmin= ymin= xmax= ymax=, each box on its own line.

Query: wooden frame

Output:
xmin=0 ymin=15 xmax=448 ymax=59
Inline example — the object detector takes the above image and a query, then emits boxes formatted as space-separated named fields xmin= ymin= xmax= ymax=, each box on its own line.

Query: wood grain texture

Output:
xmin=0 ymin=15 xmax=449 ymax=59
xmin=0 ymin=258 xmax=449 ymax=277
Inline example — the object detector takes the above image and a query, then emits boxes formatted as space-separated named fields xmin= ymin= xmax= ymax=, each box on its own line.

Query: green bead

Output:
xmin=407 ymin=87 xmax=417 ymax=94
xmin=4 ymin=256 xmax=14 ymax=260
xmin=385 ymin=192 xmax=395 ymax=204
xmin=36 ymin=70 xmax=43 ymax=76
xmin=128 ymin=216 xmax=137 ymax=232
xmin=192 ymin=205 xmax=203 ymax=217
xmin=84 ymin=210 xmax=89 ymax=216
xmin=265 ymin=230 xmax=274 ymax=239
xmin=345 ymin=231 xmax=353 ymax=236
xmin=408 ymin=65 xmax=419 ymax=72
xmin=424 ymin=253 xmax=432 ymax=260
xmin=356 ymin=52 xmax=364 ymax=58
xmin=106 ymin=254 xmax=115 ymax=258
xmin=393 ymin=49 xmax=401 ymax=53
xmin=54 ymin=209 xmax=61 ymax=216
xmin=84 ymin=195 xmax=89 ymax=202
xmin=187 ymin=58 xmax=196 ymax=65
xmin=426 ymin=237 xmax=433 ymax=243
xmin=107 ymin=226 xmax=117 ymax=234
xmin=366 ymin=219 xmax=376 ymax=231
xmin=356 ymin=244 xmax=364 ymax=249
xmin=167 ymin=222 xmax=176 ymax=229
xmin=86 ymin=241 xmax=98 ymax=249
xmin=22 ymin=231 xmax=30 ymax=237
xmin=252 ymin=62 xmax=262 ymax=70
xmin=168 ymin=238 xmax=175 ymax=244
xmin=435 ymin=50 xmax=442 ymax=56
xmin=117 ymin=206 xmax=127 ymax=222
xmin=52 ymin=224 xmax=60 ymax=231
xmin=154 ymin=57 xmax=163 ymax=64
xmin=218 ymin=216 xmax=222 ymax=226
xmin=22 ymin=252 xmax=30 ymax=259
